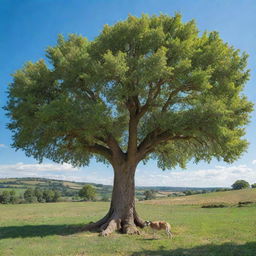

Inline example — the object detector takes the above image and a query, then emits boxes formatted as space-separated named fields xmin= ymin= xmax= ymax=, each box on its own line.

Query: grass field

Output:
xmin=143 ymin=188 xmax=256 ymax=205
xmin=0 ymin=178 xmax=219 ymax=201
xmin=0 ymin=190 xmax=256 ymax=256
xmin=0 ymin=188 xmax=26 ymax=194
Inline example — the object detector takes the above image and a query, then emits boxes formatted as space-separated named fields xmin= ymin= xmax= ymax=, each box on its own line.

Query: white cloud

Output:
xmin=0 ymin=162 xmax=255 ymax=187
xmin=0 ymin=162 xmax=114 ymax=184
xmin=0 ymin=144 xmax=7 ymax=148
xmin=135 ymin=165 xmax=256 ymax=187
xmin=252 ymin=160 xmax=256 ymax=165
xmin=0 ymin=162 xmax=78 ymax=178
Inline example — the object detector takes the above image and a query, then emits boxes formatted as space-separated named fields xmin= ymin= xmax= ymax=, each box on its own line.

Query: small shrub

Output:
xmin=238 ymin=201 xmax=254 ymax=207
xmin=143 ymin=190 xmax=156 ymax=200
xmin=184 ymin=190 xmax=193 ymax=196
xmin=202 ymin=204 xmax=227 ymax=208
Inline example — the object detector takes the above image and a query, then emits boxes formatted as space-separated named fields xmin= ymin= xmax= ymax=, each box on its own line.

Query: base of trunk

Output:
xmin=82 ymin=162 xmax=145 ymax=236
xmin=81 ymin=207 xmax=145 ymax=236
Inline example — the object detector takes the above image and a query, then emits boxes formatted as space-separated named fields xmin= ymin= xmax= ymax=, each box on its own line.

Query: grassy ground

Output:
xmin=0 ymin=188 xmax=26 ymax=194
xmin=0 ymin=189 xmax=256 ymax=256
xmin=143 ymin=188 xmax=256 ymax=205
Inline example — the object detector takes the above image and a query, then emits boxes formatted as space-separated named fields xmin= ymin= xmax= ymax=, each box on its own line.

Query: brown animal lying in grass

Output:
xmin=145 ymin=221 xmax=173 ymax=238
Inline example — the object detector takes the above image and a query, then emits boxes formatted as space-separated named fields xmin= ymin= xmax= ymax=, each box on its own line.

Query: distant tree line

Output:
xmin=0 ymin=184 xmax=103 ymax=204
xmin=1 ymin=179 xmax=255 ymax=204
xmin=24 ymin=188 xmax=61 ymax=203
xmin=0 ymin=188 xmax=61 ymax=204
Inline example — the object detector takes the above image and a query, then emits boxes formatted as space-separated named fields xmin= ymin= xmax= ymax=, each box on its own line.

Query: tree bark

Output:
xmin=82 ymin=162 xmax=145 ymax=236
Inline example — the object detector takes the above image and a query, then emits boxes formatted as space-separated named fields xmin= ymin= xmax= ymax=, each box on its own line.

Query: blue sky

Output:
xmin=0 ymin=0 xmax=256 ymax=187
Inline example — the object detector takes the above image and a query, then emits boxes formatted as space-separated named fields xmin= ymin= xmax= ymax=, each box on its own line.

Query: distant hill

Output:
xmin=0 ymin=177 xmax=226 ymax=200
xmin=142 ymin=188 xmax=256 ymax=205
xmin=137 ymin=186 xmax=219 ymax=192
xmin=0 ymin=177 xmax=113 ymax=200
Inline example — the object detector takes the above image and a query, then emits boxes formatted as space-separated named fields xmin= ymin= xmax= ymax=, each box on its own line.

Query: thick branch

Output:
xmin=64 ymin=130 xmax=113 ymax=162
xmin=86 ymin=143 xmax=113 ymax=162
xmin=137 ymin=129 xmax=166 ymax=160
xmin=162 ymin=83 xmax=198 ymax=112
xmin=162 ymin=88 xmax=180 ymax=112
xmin=138 ymin=80 xmax=163 ymax=119
xmin=63 ymin=127 xmax=126 ymax=165
xmin=126 ymin=95 xmax=142 ymax=163
xmin=84 ymin=88 xmax=97 ymax=101
xmin=78 ymin=77 xmax=98 ymax=101
xmin=106 ymin=134 xmax=125 ymax=163
xmin=126 ymin=80 xmax=167 ymax=163
xmin=127 ymin=117 xmax=138 ymax=163
xmin=137 ymin=130 xmax=192 ymax=161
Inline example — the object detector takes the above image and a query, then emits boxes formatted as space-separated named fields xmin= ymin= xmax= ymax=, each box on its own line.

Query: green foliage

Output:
xmin=143 ymin=190 xmax=156 ymax=200
xmin=184 ymin=190 xmax=193 ymax=196
xmin=251 ymin=183 xmax=256 ymax=188
xmin=79 ymin=185 xmax=96 ymax=201
xmin=5 ymin=14 xmax=253 ymax=169
xmin=0 ymin=191 xmax=11 ymax=204
xmin=202 ymin=204 xmax=227 ymax=208
xmin=232 ymin=180 xmax=250 ymax=190
xmin=43 ymin=190 xmax=55 ymax=202
xmin=24 ymin=188 xmax=37 ymax=203
xmin=0 ymin=190 xmax=17 ymax=204
xmin=23 ymin=188 xmax=61 ymax=203
xmin=183 ymin=189 xmax=219 ymax=196
xmin=53 ymin=190 xmax=61 ymax=202
xmin=215 ymin=188 xmax=231 ymax=192
xmin=34 ymin=188 xmax=44 ymax=202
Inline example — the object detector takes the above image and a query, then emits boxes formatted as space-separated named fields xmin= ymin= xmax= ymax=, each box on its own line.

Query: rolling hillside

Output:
xmin=0 ymin=177 xmax=222 ymax=200
xmin=0 ymin=190 xmax=255 ymax=256
xmin=143 ymin=188 xmax=256 ymax=205
xmin=0 ymin=177 xmax=113 ymax=200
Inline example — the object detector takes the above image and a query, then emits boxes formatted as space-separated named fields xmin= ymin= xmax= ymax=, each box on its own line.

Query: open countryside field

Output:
xmin=0 ymin=190 xmax=256 ymax=256
xmin=0 ymin=177 xmax=206 ymax=200
xmin=143 ymin=188 xmax=256 ymax=205
xmin=0 ymin=178 xmax=113 ymax=200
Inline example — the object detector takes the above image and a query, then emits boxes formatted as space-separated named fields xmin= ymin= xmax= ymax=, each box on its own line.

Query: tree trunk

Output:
xmin=82 ymin=162 xmax=145 ymax=236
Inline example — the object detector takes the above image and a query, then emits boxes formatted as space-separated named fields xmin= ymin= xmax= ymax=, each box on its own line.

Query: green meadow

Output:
xmin=0 ymin=190 xmax=256 ymax=256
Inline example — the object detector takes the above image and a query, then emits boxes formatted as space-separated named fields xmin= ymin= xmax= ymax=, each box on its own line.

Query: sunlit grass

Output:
xmin=0 ymin=197 xmax=255 ymax=256
xmin=142 ymin=188 xmax=256 ymax=205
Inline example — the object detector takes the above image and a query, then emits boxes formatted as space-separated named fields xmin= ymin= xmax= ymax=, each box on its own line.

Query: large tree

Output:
xmin=5 ymin=14 xmax=253 ymax=236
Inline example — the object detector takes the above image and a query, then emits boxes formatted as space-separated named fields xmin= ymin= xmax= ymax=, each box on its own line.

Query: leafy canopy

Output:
xmin=6 ymin=14 xmax=253 ymax=169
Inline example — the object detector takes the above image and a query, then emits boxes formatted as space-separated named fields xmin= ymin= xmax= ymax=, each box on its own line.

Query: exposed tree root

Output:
xmin=81 ymin=208 xmax=145 ymax=236
xmin=99 ymin=218 xmax=121 ymax=236
xmin=122 ymin=223 xmax=141 ymax=235
xmin=134 ymin=209 xmax=145 ymax=228
xmin=81 ymin=208 xmax=113 ymax=232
